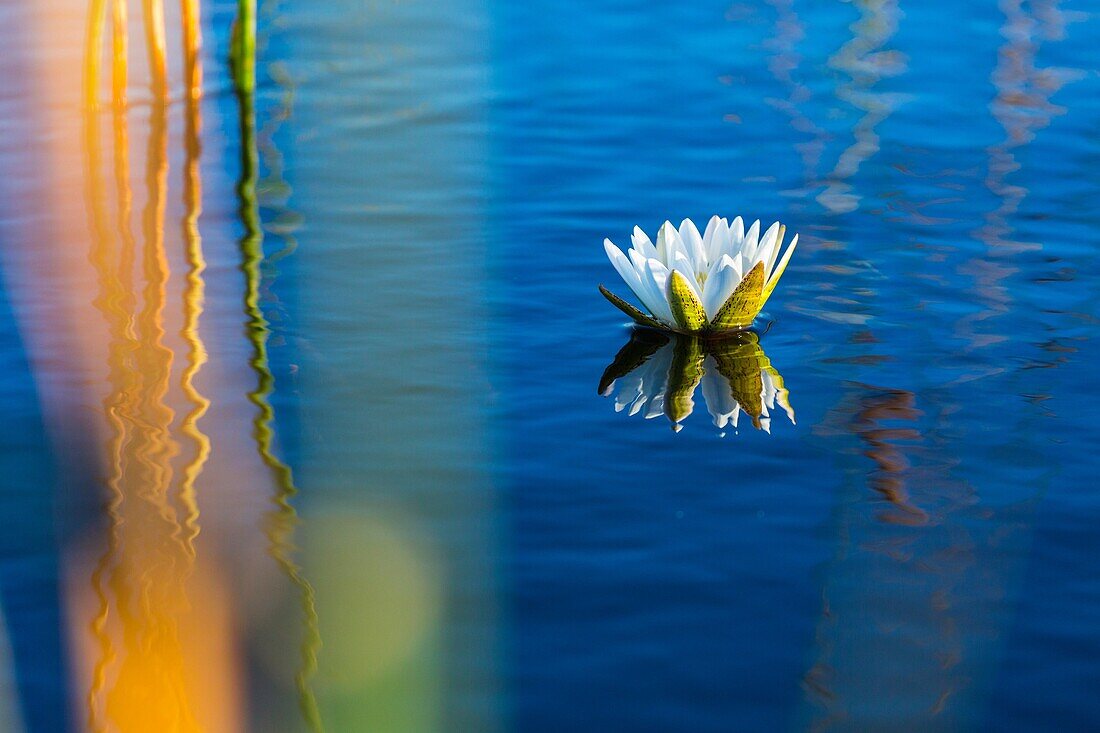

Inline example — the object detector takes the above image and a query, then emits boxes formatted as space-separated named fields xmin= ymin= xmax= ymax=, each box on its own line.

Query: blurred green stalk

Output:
xmin=229 ymin=0 xmax=256 ymax=94
xmin=231 ymin=2 xmax=323 ymax=729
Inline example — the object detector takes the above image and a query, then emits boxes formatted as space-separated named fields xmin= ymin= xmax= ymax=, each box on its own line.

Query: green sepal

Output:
xmin=667 ymin=270 xmax=708 ymax=333
xmin=710 ymin=261 xmax=765 ymax=331
xmin=599 ymin=285 xmax=663 ymax=329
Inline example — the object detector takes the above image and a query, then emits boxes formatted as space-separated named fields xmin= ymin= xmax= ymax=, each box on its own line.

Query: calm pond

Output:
xmin=0 ymin=0 xmax=1098 ymax=730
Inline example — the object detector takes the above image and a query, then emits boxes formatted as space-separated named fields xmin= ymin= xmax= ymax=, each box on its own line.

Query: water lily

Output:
xmin=600 ymin=216 xmax=799 ymax=333
xmin=599 ymin=330 xmax=795 ymax=433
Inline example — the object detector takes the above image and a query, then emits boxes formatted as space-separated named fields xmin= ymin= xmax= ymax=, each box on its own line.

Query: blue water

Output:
xmin=1 ymin=0 xmax=1099 ymax=730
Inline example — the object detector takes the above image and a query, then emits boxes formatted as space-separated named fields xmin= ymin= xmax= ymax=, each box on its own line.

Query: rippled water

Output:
xmin=0 ymin=0 xmax=1098 ymax=730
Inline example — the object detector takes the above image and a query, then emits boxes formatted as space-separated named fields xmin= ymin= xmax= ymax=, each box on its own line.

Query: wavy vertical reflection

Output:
xmin=78 ymin=2 xmax=233 ymax=729
xmin=957 ymin=0 xmax=1072 ymax=353
xmin=764 ymin=0 xmax=827 ymax=186
xmin=817 ymin=0 xmax=906 ymax=214
xmin=233 ymin=12 xmax=324 ymax=729
xmin=178 ymin=1 xmax=209 ymax=558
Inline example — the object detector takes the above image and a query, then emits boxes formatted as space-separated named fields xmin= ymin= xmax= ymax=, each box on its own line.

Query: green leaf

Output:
xmin=599 ymin=285 xmax=663 ymax=329
xmin=710 ymin=261 xmax=764 ymax=331
xmin=667 ymin=270 xmax=708 ymax=332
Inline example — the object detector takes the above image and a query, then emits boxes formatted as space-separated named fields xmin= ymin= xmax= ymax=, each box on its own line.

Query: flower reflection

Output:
xmin=598 ymin=330 xmax=795 ymax=434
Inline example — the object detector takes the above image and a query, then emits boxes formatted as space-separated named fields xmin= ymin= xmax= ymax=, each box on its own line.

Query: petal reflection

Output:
xmin=599 ymin=330 xmax=795 ymax=434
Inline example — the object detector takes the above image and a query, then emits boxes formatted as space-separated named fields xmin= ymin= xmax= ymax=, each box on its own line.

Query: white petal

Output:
xmin=670 ymin=251 xmax=704 ymax=303
xmin=628 ymin=248 xmax=673 ymax=322
xmin=756 ymin=222 xmax=780 ymax=270
xmin=631 ymin=226 xmax=659 ymax=260
xmin=664 ymin=222 xmax=692 ymax=272
xmin=710 ymin=218 xmax=732 ymax=262
xmin=604 ymin=239 xmax=652 ymax=306
xmin=766 ymin=226 xmax=785 ymax=277
xmin=764 ymin=234 xmax=799 ymax=294
xmin=702 ymin=215 xmax=723 ymax=263
xmin=702 ymin=254 xmax=741 ymax=319
xmin=701 ymin=255 xmax=727 ymax=300
xmin=730 ymin=216 xmax=745 ymax=247
xmin=655 ymin=221 xmax=680 ymax=266
xmin=644 ymin=258 xmax=677 ymax=325
xmin=741 ymin=220 xmax=761 ymax=260
xmin=679 ymin=218 xmax=707 ymax=274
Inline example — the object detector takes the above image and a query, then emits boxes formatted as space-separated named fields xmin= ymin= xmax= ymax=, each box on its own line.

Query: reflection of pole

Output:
xmin=817 ymin=0 xmax=904 ymax=214
xmin=83 ymin=0 xmax=107 ymax=110
xmin=141 ymin=0 xmax=168 ymax=99
xmin=181 ymin=0 xmax=203 ymax=100
xmin=111 ymin=0 xmax=128 ymax=107
xmin=232 ymin=13 xmax=324 ymax=730
xmin=179 ymin=4 xmax=209 ymax=558
xmin=763 ymin=0 xmax=827 ymax=186
xmin=958 ymin=0 xmax=1070 ymax=353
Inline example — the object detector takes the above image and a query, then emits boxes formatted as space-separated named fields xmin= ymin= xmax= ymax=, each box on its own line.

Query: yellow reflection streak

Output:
xmin=111 ymin=0 xmax=128 ymax=107
xmin=234 ymin=17 xmax=324 ymax=729
xmin=142 ymin=0 xmax=169 ymax=98
xmin=179 ymin=5 xmax=209 ymax=557
xmin=83 ymin=0 xmax=108 ymax=110
xmin=181 ymin=0 xmax=203 ymax=100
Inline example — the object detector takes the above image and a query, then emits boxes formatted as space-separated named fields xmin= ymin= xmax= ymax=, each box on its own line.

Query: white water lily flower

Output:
xmin=600 ymin=216 xmax=799 ymax=333
xmin=598 ymin=330 xmax=795 ymax=434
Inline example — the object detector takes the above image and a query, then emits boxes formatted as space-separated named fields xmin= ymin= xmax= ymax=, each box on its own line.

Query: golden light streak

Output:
xmin=181 ymin=0 xmax=203 ymax=100
xmin=83 ymin=0 xmax=108 ymax=109
xmin=111 ymin=0 xmax=128 ymax=108
xmin=142 ymin=0 xmax=169 ymax=98
xmin=178 ymin=40 xmax=209 ymax=557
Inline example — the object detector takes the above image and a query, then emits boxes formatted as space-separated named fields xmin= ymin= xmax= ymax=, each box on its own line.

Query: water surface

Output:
xmin=0 ymin=0 xmax=1098 ymax=731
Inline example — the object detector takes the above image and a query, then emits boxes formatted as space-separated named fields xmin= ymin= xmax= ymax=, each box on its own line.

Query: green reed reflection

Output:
xmin=233 ymin=11 xmax=324 ymax=729
xmin=600 ymin=330 xmax=795 ymax=433
xmin=230 ymin=0 xmax=256 ymax=94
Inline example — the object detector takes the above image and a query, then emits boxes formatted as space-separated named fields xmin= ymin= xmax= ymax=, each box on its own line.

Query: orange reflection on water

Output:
xmin=67 ymin=3 xmax=242 ymax=731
